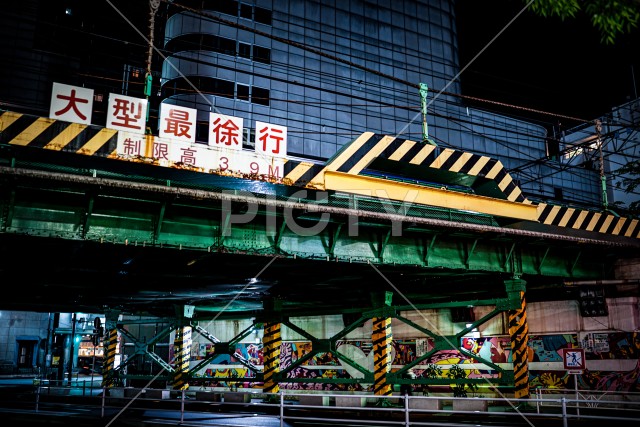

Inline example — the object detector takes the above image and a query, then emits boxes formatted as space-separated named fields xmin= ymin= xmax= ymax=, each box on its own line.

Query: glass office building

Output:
xmin=161 ymin=0 xmax=600 ymax=206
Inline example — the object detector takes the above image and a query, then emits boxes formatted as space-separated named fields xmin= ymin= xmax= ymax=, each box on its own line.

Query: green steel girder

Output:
xmin=113 ymin=321 xmax=176 ymax=381
xmin=276 ymin=318 xmax=374 ymax=384
xmin=189 ymin=320 xmax=263 ymax=380
xmin=0 ymin=179 xmax=612 ymax=279
xmin=0 ymin=161 xmax=627 ymax=286
xmin=392 ymin=298 xmax=512 ymax=384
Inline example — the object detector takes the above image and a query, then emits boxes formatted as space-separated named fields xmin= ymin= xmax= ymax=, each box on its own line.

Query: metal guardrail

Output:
xmin=25 ymin=385 xmax=640 ymax=426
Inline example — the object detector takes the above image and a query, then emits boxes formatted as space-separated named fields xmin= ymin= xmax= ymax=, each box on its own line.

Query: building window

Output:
xmin=163 ymin=76 xmax=234 ymax=99
xmin=166 ymin=35 xmax=271 ymax=65
xmin=163 ymin=77 xmax=268 ymax=106
xmin=254 ymin=6 xmax=272 ymax=25
xmin=243 ymin=128 xmax=255 ymax=148
xmin=238 ymin=42 xmax=251 ymax=59
xmin=554 ymin=187 xmax=563 ymax=200
xmin=237 ymin=84 xmax=250 ymax=101
xmin=165 ymin=33 xmax=236 ymax=56
xmin=240 ymin=3 xmax=252 ymax=19
xmin=253 ymin=46 xmax=271 ymax=64
xmin=203 ymin=0 xmax=238 ymax=16
xmin=201 ymin=77 xmax=234 ymax=98
xmin=196 ymin=121 xmax=209 ymax=142
xmin=252 ymin=87 xmax=270 ymax=106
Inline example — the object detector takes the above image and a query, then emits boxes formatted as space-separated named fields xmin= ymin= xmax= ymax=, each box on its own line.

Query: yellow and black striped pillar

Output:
xmin=262 ymin=322 xmax=282 ymax=394
xmin=101 ymin=327 xmax=118 ymax=388
xmin=372 ymin=316 xmax=393 ymax=396
xmin=508 ymin=290 xmax=530 ymax=399
xmin=172 ymin=325 xmax=192 ymax=391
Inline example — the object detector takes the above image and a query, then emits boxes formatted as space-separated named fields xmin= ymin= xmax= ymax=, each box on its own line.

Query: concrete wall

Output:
xmin=0 ymin=311 xmax=50 ymax=368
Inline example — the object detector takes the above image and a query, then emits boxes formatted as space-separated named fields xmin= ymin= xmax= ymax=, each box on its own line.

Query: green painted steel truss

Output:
xmin=0 ymin=161 xmax=618 ymax=280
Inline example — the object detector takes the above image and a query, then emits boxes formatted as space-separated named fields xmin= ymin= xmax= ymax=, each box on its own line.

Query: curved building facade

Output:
xmin=160 ymin=0 xmax=601 ymax=206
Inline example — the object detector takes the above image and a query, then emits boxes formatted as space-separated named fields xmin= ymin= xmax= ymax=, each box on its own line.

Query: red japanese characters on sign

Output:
xmin=106 ymin=94 xmax=147 ymax=134
xmin=209 ymin=113 xmax=243 ymax=149
xmin=255 ymin=121 xmax=287 ymax=157
xmin=158 ymin=104 xmax=197 ymax=144
xmin=49 ymin=82 xmax=94 ymax=125
xmin=153 ymin=141 xmax=169 ymax=161
xmin=117 ymin=135 xmax=145 ymax=157
xmin=50 ymin=83 xmax=290 ymax=175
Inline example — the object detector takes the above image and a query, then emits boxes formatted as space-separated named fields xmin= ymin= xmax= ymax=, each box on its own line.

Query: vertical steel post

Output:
xmin=507 ymin=279 xmax=530 ymax=399
xmin=262 ymin=322 xmax=282 ymax=394
xmin=172 ymin=325 xmax=192 ymax=391
xmin=372 ymin=291 xmax=393 ymax=397
xmin=279 ymin=391 xmax=284 ymax=427
xmin=372 ymin=316 xmax=393 ymax=396
xmin=180 ymin=389 xmax=185 ymax=423
xmin=595 ymin=119 xmax=608 ymax=210
xmin=419 ymin=82 xmax=437 ymax=146
xmin=575 ymin=373 xmax=580 ymax=417
xmin=68 ymin=312 xmax=76 ymax=385
xmin=144 ymin=0 xmax=161 ymax=130
xmin=404 ymin=393 xmax=410 ymax=427
xmin=101 ymin=311 xmax=119 ymax=389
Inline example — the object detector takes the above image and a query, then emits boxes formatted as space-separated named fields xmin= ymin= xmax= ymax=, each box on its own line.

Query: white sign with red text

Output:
xmin=116 ymin=132 xmax=285 ymax=180
xmin=255 ymin=121 xmax=287 ymax=157
xmin=49 ymin=82 xmax=94 ymax=125
xmin=106 ymin=94 xmax=147 ymax=134
xmin=209 ymin=113 xmax=243 ymax=150
xmin=49 ymin=83 xmax=289 ymax=172
xmin=158 ymin=104 xmax=197 ymax=144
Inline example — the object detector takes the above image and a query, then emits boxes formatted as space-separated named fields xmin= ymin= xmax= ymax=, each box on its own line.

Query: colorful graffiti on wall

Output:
xmin=582 ymin=332 xmax=640 ymax=360
xmin=187 ymin=333 xmax=640 ymax=392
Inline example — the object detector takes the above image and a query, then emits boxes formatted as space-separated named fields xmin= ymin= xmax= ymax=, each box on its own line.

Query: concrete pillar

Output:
xmin=262 ymin=321 xmax=281 ymax=394
xmin=507 ymin=279 xmax=529 ymax=399
xmin=172 ymin=325 xmax=192 ymax=391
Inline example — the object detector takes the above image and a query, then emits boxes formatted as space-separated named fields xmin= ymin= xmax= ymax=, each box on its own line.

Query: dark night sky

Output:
xmin=455 ymin=0 xmax=640 ymax=128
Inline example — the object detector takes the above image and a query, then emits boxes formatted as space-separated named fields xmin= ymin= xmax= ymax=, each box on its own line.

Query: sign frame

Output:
xmin=562 ymin=348 xmax=586 ymax=370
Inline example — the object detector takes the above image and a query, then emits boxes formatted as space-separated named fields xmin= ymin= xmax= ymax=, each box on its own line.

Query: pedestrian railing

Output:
xmin=23 ymin=385 xmax=640 ymax=426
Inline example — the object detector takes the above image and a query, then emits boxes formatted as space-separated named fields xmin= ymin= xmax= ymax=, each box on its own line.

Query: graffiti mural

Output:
xmin=185 ymin=332 xmax=640 ymax=392
xmin=459 ymin=337 xmax=511 ymax=363
xmin=582 ymin=332 xmax=640 ymax=360
xmin=583 ymin=359 xmax=640 ymax=392
xmin=528 ymin=334 xmax=578 ymax=362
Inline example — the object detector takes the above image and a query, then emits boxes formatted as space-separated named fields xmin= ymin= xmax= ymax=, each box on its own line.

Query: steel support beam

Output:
xmin=101 ymin=309 xmax=120 ymax=388
xmin=506 ymin=278 xmax=529 ymax=399
xmin=372 ymin=316 xmax=393 ymax=396
xmin=262 ymin=321 xmax=281 ymax=394
xmin=172 ymin=325 xmax=192 ymax=391
xmin=323 ymin=170 xmax=539 ymax=221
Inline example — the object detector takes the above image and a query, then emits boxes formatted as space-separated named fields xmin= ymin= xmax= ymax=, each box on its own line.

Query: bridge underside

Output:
xmin=0 ymin=146 xmax=635 ymax=319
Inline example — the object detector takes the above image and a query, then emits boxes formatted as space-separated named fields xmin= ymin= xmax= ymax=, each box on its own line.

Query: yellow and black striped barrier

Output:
xmin=172 ymin=326 xmax=192 ymax=391
xmin=508 ymin=291 xmax=529 ymax=399
xmin=0 ymin=110 xmax=118 ymax=157
xmin=262 ymin=322 xmax=281 ymax=394
xmin=537 ymin=202 xmax=640 ymax=238
xmin=101 ymin=328 xmax=118 ymax=388
xmin=372 ymin=316 xmax=393 ymax=396
xmin=2 ymin=110 xmax=638 ymax=240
